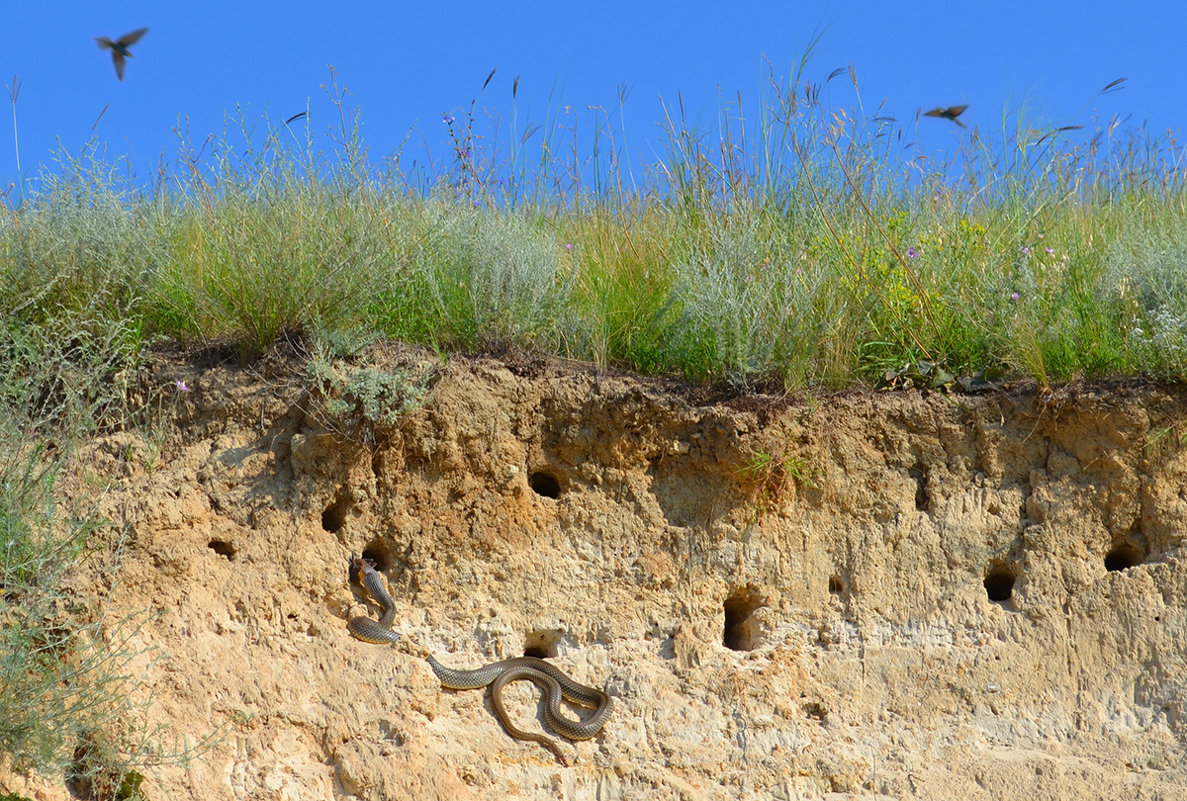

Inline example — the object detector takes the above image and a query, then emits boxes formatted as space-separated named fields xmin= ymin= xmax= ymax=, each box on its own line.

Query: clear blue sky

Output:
xmin=1 ymin=1 xmax=1181 ymax=197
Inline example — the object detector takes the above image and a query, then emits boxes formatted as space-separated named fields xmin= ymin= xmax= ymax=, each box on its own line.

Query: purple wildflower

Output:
xmin=564 ymin=243 xmax=574 ymax=252
xmin=175 ymin=379 xmax=190 ymax=392
xmin=1010 ymin=292 xmax=1021 ymax=301
xmin=1021 ymin=246 xmax=1031 ymax=255
xmin=441 ymin=112 xmax=455 ymax=125
xmin=1044 ymin=246 xmax=1054 ymax=255
xmin=906 ymin=246 xmax=919 ymax=259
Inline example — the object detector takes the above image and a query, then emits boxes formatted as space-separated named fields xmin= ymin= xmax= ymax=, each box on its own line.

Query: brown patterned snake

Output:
xmin=346 ymin=555 xmax=613 ymax=765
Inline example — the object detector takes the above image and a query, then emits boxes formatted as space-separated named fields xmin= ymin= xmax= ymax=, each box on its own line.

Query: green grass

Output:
xmin=4 ymin=67 xmax=1186 ymax=388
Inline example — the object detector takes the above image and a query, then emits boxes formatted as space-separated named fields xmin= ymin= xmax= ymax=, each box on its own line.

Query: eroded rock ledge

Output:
xmin=8 ymin=349 xmax=1187 ymax=800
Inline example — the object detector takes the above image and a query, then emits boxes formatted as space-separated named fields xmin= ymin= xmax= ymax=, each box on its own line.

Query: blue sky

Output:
xmin=1 ymin=2 xmax=1181 ymax=198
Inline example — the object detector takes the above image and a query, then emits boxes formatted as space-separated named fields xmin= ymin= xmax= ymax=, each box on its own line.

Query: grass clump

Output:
xmin=663 ymin=215 xmax=832 ymax=387
xmin=1107 ymin=219 xmax=1187 ymax=375
xmin=148 ymin=127 xmax=400 ymax=361
xmin=374 ymin=204 xmax=579 ymax=352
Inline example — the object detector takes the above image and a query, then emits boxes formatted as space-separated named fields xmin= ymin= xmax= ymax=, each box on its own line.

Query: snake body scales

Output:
xmin=346 ymin=555 xmax=613 ymax=765
xmin=346 ymin=555 xmax=400 ymax=644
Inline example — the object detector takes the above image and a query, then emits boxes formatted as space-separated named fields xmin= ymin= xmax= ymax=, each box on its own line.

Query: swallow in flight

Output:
xmin=95 ymin=28 xmax=149 ymax=81
xmin=922 ymin=104 xmax=968 ymax=128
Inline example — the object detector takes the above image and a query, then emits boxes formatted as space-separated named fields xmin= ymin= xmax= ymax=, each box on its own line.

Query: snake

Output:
xmin=346 ymin=554 xmax=401 ymax=644
xmin=425 ymin=654 xmax=614 ymax=765
xmin=345 ymin=554 xmax=613 ymax=764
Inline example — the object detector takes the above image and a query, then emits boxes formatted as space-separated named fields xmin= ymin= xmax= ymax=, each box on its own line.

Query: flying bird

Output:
xmin=923 ymin=104 xmax=969 ymax=128
xmin=95 ymin=28 xmax=149 ymax=81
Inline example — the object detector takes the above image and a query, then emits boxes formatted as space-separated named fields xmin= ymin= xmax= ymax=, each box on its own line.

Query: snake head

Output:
xmin=349 ymin=553 xmax=380 ymax=585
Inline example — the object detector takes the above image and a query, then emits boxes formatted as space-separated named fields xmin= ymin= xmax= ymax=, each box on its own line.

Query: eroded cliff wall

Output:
xmin=5 ymin=349 xmax=1187 ymax=800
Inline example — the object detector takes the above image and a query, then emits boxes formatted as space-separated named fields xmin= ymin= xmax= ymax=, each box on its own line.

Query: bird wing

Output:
xmin=112 ymin=52 xmax=127 ymax=81
xmin=95 ymin=36 xmax=115 ymax=50
xmin=116 ymin=28 xmax=149 ymax=47
xmin=923 ymin=108 xmax=944 ymax=118
xmin=946 ymin=105 xmax=969 ymax=117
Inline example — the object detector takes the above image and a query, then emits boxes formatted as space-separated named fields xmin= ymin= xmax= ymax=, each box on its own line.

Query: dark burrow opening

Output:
xmin=321 ymin=490 xmax=352 ymax=533
xmin=828 ymin=575 xmax=843 ymax=595
xmin=360 ymin=540 xmax=394 ymax=572
xmin=803 ymin=701 xmax=828 ymax=722
xmin=523 ymin=629 xmax=562 ymax=658
xmin=909 ymin=465 xmax=929 ymax=512
xmin=528 ymin=470 xmax=562 ymax=499
xmin=983 ymin=565 xmax=1017 ymax=603
xmin=69 ymin=732 xmax=144 ymax=801
xmin=208 ymin=540 xmax=235 ymax=559
xmin=723 ymin=586 xmax=768 ymax=651
xmin=1105 ymin=542 xmax=1144 ymax=572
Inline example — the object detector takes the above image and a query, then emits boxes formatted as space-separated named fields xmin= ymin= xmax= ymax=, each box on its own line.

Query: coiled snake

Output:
xmin=347 ymin=555 xmax=401 ymax=644
xmin=346 ymin=554 xmax=613 ymax=765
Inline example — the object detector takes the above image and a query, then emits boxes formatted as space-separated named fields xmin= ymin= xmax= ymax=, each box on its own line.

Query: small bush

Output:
xmin=0 ymin=435 xmax=138 ymax=776
xmin=305 ymin=349 xmax=435 ymax=440
xmin=0 ymin=310 xmax=153 ymax=783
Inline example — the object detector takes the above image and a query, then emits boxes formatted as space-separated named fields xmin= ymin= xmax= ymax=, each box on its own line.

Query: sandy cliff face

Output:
xmin=4 ymin=348 xmax=1187 ymax=800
